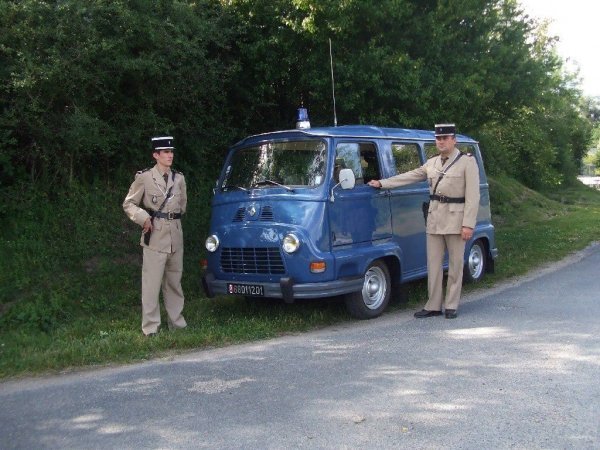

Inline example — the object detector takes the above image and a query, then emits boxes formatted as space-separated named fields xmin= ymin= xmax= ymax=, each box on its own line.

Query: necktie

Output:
xmin=441 ymin=157 xmax=448 ymax=165
xmin=163 ymin=173 xmax=168 ymax=185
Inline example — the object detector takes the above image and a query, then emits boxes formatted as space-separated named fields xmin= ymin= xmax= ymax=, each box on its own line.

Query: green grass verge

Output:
xmin=1 ymin=177 xmax=599 ymax=379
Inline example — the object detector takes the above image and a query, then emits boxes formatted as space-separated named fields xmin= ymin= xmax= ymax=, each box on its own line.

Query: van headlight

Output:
xmin=205 ymin=235 xmax=220 ymax=252
xmin=282 ymin=233 xmax=300 ymax=254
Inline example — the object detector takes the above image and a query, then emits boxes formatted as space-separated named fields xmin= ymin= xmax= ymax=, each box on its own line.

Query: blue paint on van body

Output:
xmin=202 ymin=125 xmax=497 ymax=318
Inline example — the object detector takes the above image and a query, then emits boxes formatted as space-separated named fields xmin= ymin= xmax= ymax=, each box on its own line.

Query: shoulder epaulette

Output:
xmin=135 ymin=168 xmax=152 ymax=177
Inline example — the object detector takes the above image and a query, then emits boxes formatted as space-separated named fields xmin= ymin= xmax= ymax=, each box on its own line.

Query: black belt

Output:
xmin=152 ymin=211 xmax=182 ymax=220
xmin=430 ymin=194 xmax=465 ymax=204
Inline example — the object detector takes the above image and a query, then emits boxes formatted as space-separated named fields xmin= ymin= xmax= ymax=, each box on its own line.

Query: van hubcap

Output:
xmin=363 ymin=266 xmax=387 ymax=310
xmin=468 ymin=243 xmax=484 ymax=279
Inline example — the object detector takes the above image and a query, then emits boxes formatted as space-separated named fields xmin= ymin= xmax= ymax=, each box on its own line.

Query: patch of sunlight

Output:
xmin=426 ymin=402 xmax=470 ymax=412
xmin=109 ymin=377 xmax=162 ymax=392
xmin=529 ymin=342 xmax=600 ymax=366
xmin=71 ymin=413 xmax=103 ymax=423
xmin=188 ymin=377 xmax=255 ymax=394
xmin=446 ymin=327 xmax=511 ymax=339
xmin=98 ymin=424 xmax=135 ymax=434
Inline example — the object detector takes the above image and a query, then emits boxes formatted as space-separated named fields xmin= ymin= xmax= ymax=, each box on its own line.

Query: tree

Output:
xmin=0 ymin=0 xmax=594 ymax=191
xmin=1 ymin=0 xmax=236 ymax=188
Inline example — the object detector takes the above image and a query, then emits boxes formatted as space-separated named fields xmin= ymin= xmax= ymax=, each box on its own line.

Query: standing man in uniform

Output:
xmin=123 ymin=136 xmax=188 ymax=336
xmin=367 ymin=124 xmax=480 ymax=319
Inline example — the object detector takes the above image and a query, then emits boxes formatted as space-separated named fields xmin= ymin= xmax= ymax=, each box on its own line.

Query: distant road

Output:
xmin=577 ymin=175 xmax=600 ymax=189
xmin=1 ymin=243 xmax=599 ymax=449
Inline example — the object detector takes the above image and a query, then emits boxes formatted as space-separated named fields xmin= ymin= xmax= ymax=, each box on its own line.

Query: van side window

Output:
xmin=457 ymin=144 xmax=475 ymax=156
xmin=424 ymin=143 xmax=438 ymax=161
xmin=392 ymin=143 xmax=421 ymax=174
xmin=335 ymin=143 xmax=381 ymax=185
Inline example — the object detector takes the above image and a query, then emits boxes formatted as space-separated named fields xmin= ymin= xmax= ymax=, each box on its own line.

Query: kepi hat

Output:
xmin=151 ymin=136 xmax=175 ymax=151
xmin=434 ymin=124 xmax=456 ymax=137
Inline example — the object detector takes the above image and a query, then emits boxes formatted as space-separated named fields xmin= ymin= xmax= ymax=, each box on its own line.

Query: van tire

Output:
xmin=464 ymin=239 xmax=486 ymax=283
xmin=345 ymin=261 xmax=391 ymax=319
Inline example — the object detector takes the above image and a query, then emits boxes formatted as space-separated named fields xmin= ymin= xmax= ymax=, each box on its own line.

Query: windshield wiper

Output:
xmin=223 ymin=185 xmax=249 ymax=193
xmin=252 ymin=179 xmax=295 ymax=192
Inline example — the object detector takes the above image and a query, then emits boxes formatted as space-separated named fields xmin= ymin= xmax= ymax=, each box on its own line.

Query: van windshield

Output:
xmin=221 ymin=140 xmax=327 ymax=190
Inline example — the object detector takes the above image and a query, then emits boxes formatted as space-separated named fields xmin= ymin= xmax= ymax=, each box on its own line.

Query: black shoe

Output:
xmin=414 ymin=309 xmax=442 ymax=318
xmin=145 ymin=332 xmax=158 ymax=337
xmin=445 ymin=309 xmax=457 ymax=319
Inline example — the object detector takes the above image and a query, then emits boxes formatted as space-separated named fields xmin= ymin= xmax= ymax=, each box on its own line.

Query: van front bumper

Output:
xmin=202 ymin=273 xmax=363 ymax=304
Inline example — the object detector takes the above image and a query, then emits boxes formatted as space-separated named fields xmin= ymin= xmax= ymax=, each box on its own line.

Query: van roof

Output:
xmin=233 ymin=125 xmax=478 ymax=147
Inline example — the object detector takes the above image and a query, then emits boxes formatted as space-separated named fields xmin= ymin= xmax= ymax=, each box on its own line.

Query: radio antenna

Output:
xmin=329 ymin=38 xmax=338 ymax=127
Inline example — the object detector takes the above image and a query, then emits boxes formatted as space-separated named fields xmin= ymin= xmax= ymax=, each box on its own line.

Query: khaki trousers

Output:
xmin=141 ymin=247 xmax=187 ymax=335
xmin=424 ymin=233 xmax=466 ymax=312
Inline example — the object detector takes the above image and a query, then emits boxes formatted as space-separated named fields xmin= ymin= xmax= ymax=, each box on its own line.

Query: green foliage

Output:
xmin=1 ymin=0 xmax=236 ymax=188
xmin=1 ymin=0 xmax=595 ymax=191
xmin=487 ymin=173 xmax=572 ymax=227
xmin=211 ymin=0 xmax=593 ymax=186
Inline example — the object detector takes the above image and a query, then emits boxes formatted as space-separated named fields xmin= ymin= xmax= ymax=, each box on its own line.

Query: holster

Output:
xmin=143 ymin=218 xmax=153 ymax=245
xmin=422 ymin=201 xmax=429 ymax=223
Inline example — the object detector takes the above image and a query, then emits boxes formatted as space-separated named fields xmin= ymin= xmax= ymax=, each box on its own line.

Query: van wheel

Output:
xmin=464 ymin=239 xmax=486 ymax=283
xmin=345 ymin=261 xmax=391 ymax=319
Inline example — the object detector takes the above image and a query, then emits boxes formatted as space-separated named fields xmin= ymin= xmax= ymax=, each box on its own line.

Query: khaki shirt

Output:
xmin=123 ymin=164 xmax=187 ymax=253
xmin=380 ymin=148 xmax=480 ymax=234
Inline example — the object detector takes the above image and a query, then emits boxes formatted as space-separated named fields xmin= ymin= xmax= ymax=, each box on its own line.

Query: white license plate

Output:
xmin=227 ymin=283 xmax=264 ymax=297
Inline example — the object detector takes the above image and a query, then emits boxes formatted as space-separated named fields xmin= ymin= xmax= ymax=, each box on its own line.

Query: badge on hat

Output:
xmin=151 ymin=136 xmax=175 ymax=151
xmin=434 ymin=124 xmax=456 ymax=136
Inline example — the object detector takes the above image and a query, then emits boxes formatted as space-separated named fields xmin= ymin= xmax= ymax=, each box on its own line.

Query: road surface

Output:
xmin=1 ymin=244 xmax=599 ymax=449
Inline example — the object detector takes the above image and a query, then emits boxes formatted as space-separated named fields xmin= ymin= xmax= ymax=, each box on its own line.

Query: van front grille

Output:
xmin=232 ymin=206 xmax=274 ymax=222
xmin=233 ymin=207 xmax=245 ymax=222
xmin=220 ymin=247 xmax=285 ymax=274
xmin=260 ymin=206 xmax=274 ymax=221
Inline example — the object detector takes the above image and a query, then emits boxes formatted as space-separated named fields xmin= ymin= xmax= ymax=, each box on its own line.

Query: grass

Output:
xmin=1 ymin=177 xmax=599 ymax=379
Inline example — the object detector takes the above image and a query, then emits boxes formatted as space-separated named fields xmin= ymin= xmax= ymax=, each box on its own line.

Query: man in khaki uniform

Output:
xmin=123 ymin=136 xmax=187 ymax=335
xmin=368 ymin=124 xmax=479 ymax=319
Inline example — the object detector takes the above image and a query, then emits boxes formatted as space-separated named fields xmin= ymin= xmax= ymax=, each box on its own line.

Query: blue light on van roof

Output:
xmin=296 ymin=107 xmax=310 ymax=129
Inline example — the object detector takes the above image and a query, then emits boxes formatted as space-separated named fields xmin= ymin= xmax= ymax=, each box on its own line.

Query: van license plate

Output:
xmin=227 ymin=283 xmax=264 ymax=297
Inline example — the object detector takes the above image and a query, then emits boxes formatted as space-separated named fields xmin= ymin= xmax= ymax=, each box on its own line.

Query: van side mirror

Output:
xmin=339 ymin=168 xmax=355 ymax=189
xmin=330 ymin=168 xmax=356 ymax=202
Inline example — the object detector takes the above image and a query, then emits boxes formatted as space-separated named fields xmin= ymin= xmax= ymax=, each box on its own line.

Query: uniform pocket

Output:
xmin=146 ymin=188 xmax=164 ymax=207
xmin=449 ymin=203 xmax=464 ymax=212
xmin=438 ymin=172 xmax=465 ymax=198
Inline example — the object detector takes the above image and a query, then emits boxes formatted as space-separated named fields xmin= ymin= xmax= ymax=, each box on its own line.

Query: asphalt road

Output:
xmin=2 ymin=244 xmax=599 ymax=449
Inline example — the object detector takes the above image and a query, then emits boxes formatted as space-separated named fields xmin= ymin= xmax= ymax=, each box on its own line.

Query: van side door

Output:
xmin=329 ymin=141 xmax=392 ymax=246
xmin=387 ymin=142 xmax=429 ymax=279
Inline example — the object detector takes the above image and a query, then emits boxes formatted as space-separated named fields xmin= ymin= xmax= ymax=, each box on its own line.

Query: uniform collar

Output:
xmin=152 ymin=165 xmax=171 ymax=178
xmin=437 ymin=148 xmax=461 ymax=171
xmin=153 ymin=164 xmax=170 ymax=177
xmin=441 ymin=148 xmax=459 ymax=160
xmin=151 ymin=165 xmax=171 ymax=188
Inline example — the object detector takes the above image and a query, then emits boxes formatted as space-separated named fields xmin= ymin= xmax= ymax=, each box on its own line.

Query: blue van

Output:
xmin=202 ymin=113 xmax=497 ymax=319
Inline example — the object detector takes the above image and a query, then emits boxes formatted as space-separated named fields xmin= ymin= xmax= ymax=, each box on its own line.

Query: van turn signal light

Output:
xmin=310 ymin=261 xmax=326 ymax=273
